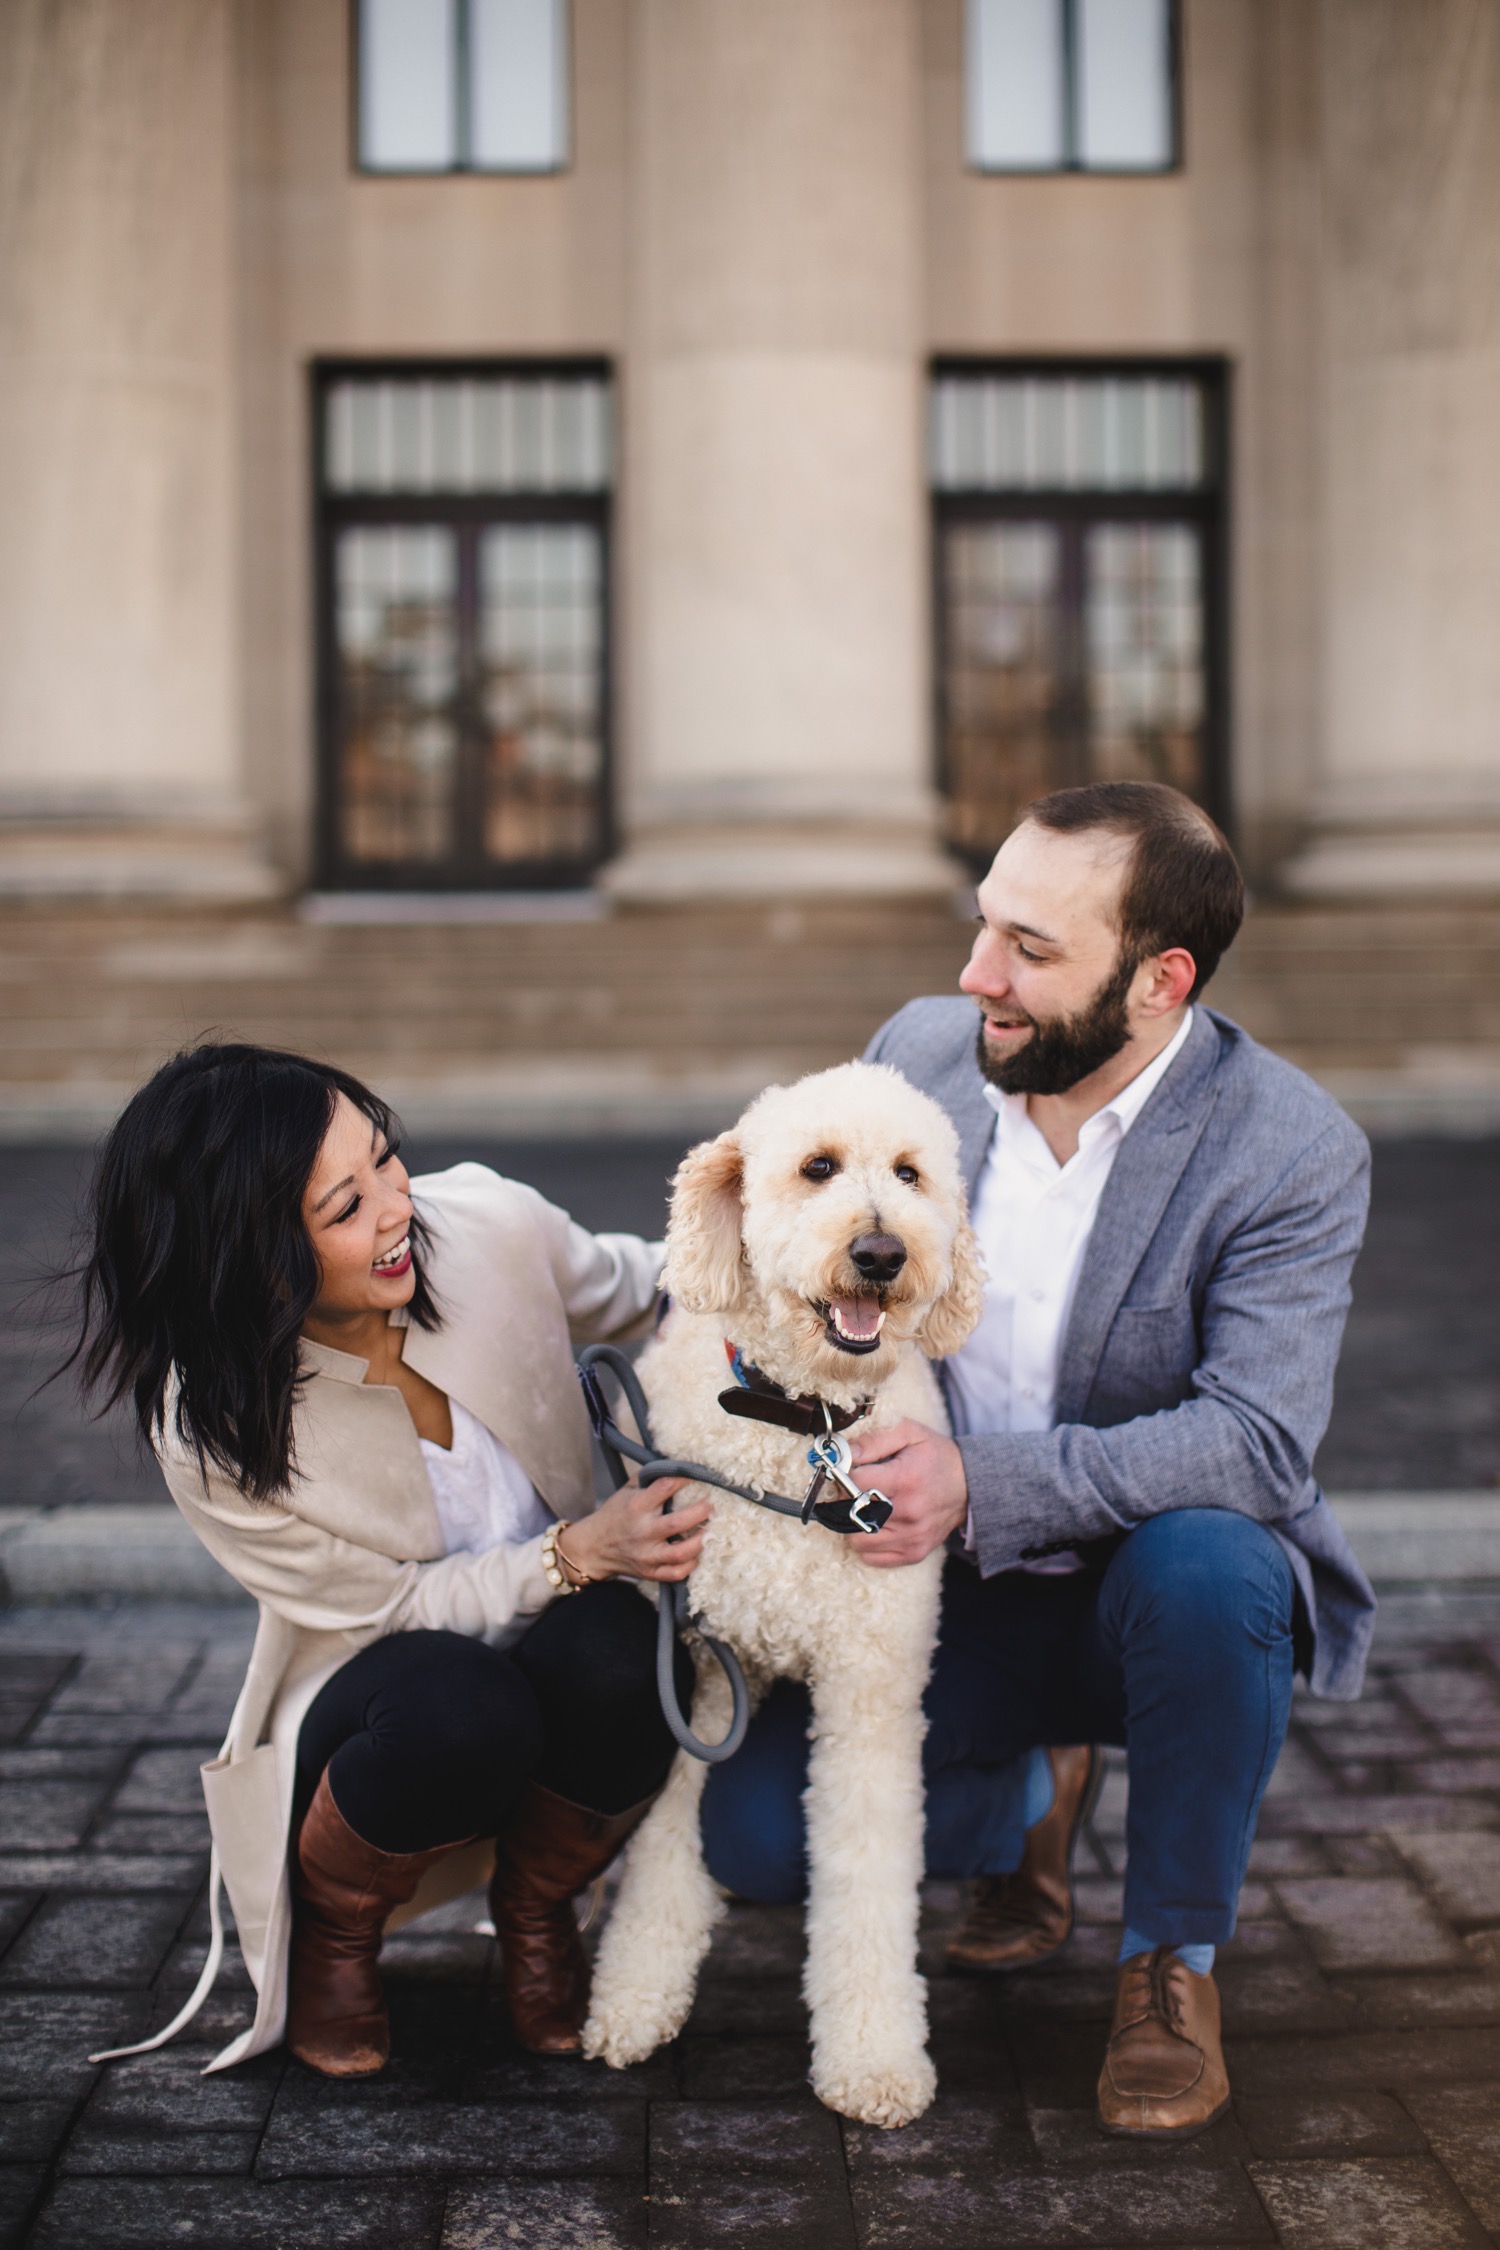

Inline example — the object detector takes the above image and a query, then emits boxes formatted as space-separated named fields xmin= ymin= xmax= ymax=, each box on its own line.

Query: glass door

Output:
xmin=478 ymin=523 xmax=605 ymax=867
xmin=333 ymin=526 xmax=462 ymax=869
xmin=942 ymin=522 xmax=1067 ymax=857
xmin=1084 ymin=521 xmax=1206 ymax=795
xmin=938 ymin=512 xmax=1211 ymax=864
xmin=930 ymin=361 xmax=1225 ymax=866
xmin=326 ymin=511 xmax=608 ymax=887
xmin=316 ymin=362 xmax=613 ymax=890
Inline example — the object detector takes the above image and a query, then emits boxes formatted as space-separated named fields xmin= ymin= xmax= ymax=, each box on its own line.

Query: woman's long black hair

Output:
xmin=66 ymin=1043 xmax=440 ymax=1502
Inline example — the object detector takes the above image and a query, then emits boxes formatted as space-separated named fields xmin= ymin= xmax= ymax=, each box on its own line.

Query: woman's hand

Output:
xmin=557 ymin=1477 xmax=712 ymax=1585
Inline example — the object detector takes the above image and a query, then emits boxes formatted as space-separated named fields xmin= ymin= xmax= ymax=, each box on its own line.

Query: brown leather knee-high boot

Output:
xmin=285 ymin=1769 xmax=473 ymax=2078
xmin=489 ymin=1781 xmax=657 ymax=2055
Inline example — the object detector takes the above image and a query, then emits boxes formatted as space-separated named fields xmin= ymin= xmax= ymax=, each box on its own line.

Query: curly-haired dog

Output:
xmin=583 ymin=1061 xmax=983 ymax=2127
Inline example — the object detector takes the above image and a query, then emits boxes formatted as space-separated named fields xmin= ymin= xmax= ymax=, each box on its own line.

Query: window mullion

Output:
xmin=455 ymin=0 xmax=471 ymax=170
xmin=1061 ymin=0 xmax=1080 ymax=171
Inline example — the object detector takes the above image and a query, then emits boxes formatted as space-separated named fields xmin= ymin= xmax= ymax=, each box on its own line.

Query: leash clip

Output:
xmin=803 ymin=1412 xmax=892 ymax=1535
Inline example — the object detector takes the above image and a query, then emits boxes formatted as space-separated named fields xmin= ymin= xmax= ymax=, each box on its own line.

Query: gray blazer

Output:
xmin=864 ymin=1000 xmax=1377 ymax=1701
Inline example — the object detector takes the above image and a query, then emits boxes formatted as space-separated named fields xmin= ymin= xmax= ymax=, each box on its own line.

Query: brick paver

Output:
xmin=0 ymin=1595 xmax=1495 ymax=2248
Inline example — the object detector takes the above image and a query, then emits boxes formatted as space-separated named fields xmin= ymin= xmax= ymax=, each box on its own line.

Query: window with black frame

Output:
xmin=355 ymin=0 xmax=569 ymax=174
xmin=965 ymin=0 xmax=1179 ymax=173
xmin=931 ymin=362 xmax=1226 ymax=868
xmin=315 ymin=362 xmax=611 ymax=890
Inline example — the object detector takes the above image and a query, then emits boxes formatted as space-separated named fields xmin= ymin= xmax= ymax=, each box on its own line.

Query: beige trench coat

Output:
xmin=99 ymin=1163 xmax=662 ymax=2074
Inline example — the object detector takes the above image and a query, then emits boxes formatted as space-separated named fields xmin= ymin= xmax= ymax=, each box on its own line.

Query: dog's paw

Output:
xmin=582 ymin=1995 xmax=680 ymax=2070
xmin=580 ymin=2008 xmax=656 ymax=2069
xmin=581 ymin=2013 xmax=652 ymax=2070
xmin=812 ymin=2050 xmax=937 ymax=2129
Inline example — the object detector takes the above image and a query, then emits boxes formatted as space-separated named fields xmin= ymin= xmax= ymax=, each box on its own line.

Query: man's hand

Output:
xmin=846 ymin=1419 xmax=968 ymax=1568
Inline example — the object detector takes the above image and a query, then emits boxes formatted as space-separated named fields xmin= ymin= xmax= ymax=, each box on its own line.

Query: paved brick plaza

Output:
xmin=0 ymin=1588 xmax=1496 ymax=2249
xmin=0 ymin=1135 xmax=1498 ymax=2245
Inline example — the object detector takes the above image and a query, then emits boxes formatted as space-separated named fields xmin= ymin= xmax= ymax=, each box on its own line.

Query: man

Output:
xmin=699 ymin=780 xmax=1374 ymax=2139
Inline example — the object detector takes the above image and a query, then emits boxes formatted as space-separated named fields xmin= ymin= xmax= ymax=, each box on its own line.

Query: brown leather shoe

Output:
xmin=286 ymin=1770 xmax=471 ymax=2078
xmin=490 ymin=1781 xmax=656 ymax=2055
xmin=946 ymin=1744 xmax=1102 ymax=1973
xmin=1097 ymin=1947 xmax=1230 ymax=2138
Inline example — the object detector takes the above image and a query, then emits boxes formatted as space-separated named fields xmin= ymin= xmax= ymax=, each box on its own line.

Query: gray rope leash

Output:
xmin=577 ymin=1344 xmax=754 ymax=1764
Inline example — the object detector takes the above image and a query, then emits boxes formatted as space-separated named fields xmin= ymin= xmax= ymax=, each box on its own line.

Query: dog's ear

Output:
xmin=665 ymin=1131 xmax=747 ymax=1313
xmin=916 ymin=1216 xmax=986 ymax=1359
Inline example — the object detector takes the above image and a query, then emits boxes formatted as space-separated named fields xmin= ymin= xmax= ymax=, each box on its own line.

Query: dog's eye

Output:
xmin=894 ymin=1163 xmax=920 ymax=1187
xmin=801 ymin=1155 xmax=839 ymax=1183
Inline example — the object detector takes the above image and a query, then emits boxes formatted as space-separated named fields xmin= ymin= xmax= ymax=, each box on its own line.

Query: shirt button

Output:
xmin=1030 ymin=1287 xmax=1046 ymax=1302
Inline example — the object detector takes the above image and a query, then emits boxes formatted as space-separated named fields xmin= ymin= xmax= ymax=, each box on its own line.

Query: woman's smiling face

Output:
xmin=302 ymin=1092 xmax=417 ymax=1324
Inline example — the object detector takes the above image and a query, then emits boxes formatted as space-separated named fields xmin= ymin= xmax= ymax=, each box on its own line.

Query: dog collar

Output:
xmin=717 ymin=1341 xmax=871 ymax=1437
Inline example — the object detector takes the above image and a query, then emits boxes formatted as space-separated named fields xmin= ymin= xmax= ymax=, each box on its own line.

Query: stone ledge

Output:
xmin=1325 ymin=1495 xmax=1500 ymax=1584
xmin=0 ymin=1506 xmax=245 ymax=1605
xmin=3 ymin=1494 xmax=1499 ymax=1606
xmin=0 ymin=1058 xmax=817 ymax=1144
xmin=7 ymin=1065 xmax=1500 ymax=1143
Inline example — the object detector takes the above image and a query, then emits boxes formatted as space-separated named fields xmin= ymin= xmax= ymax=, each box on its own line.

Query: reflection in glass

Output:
xmin=965 ymin=0 xmax=1175 ymax=173
xmin=359 ymin=0 xmax=457 ymax=171
xmin=335 ymin=528 xmax=459 ymax=865
xmin=965 ymin=0 xmax=1065 ymax=169
xmin=479 ymin=525 xmax=603 ymax=866
xmin=1077 ymin=0 xmax=1173 ymax=169
xmin=943 ymin=523 xmax=1063 ymax=858
xmin=931 ymin=373 xmax=1203 ymax=494
xmin=470 ymin=0 xmax=568 ymax=170
xmin=1085 ymin=523 xmax=1205 ymax=793
xmin=941 ymin=519 xmax=1207 ymax=863
xmin=326 ymin=376 xmax=611 ymax=496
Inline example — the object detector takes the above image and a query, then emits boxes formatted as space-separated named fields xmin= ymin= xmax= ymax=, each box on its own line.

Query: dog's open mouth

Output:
xmin=815 ymin=1295 xmax=887 ymax=1355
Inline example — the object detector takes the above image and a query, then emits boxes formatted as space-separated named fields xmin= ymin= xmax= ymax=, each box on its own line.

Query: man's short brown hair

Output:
xmin=1019 ymin=781 xmax=1244 ymax=999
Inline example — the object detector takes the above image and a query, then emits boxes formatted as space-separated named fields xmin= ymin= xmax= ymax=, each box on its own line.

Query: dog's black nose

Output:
xmin=850 ymin=1231 xmax=907 ymax=1282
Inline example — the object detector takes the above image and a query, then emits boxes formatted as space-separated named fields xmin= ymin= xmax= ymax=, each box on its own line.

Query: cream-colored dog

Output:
xmin=583 ymin=1060 xmax=983 ymax=2128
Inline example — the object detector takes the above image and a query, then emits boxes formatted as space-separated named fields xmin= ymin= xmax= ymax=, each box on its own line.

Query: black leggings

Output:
xmin=295 ymin=1581 xmax=694 ymax=1854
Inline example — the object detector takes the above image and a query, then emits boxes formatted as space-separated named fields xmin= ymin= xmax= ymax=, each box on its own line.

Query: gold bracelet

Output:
xmin=553 ymin=1522 xmax=595 ymax=1588
xmin=541 ymin=1519 xmax=578 ymax=1593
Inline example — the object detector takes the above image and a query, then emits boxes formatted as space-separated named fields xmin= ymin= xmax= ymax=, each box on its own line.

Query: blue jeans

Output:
xmin=700 ymin=1507 xmax=1297 ymax=1949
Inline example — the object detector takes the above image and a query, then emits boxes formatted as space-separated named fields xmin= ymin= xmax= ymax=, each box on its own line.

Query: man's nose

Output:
xmin=960 ymin=937 xmax=1008 ymax=998
xmin=850 ymin=1232 xmax=908 ymax=1283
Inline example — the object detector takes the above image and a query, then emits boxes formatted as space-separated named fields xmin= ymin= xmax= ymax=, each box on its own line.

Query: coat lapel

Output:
xmin=293 ymin=1339 xmax=447 ymax=1560
xmin=1054 ymin=1012 xmax=1222 ymax=1423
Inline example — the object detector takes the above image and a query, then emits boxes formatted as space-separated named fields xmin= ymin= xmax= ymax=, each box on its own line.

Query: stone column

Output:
xmin=0 ymin=0 xmax=275 ymax=898
xmin=1281 ymin=0 xmax=1500 ymax=899
xmin=606 ymin=0 xmax=956 ymax=902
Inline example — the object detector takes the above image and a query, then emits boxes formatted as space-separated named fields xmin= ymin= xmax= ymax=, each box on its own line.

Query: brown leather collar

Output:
xmin=716 ymin=1341 xmax=871 ymax=1438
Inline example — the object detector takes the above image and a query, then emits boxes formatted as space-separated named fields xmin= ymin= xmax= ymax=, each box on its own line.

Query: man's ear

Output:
xmin=1139 ymin=946 xmax=1197 ymax=1016
xmin=664 ymin=1131 xmax=746 ymax=1313
xmin=917 ymin=1216 xmax=986 ymax=1360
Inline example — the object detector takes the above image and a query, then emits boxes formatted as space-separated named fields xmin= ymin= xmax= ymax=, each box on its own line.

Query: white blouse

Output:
xmin=420 ymin=1397 xmax=554 ymax=1557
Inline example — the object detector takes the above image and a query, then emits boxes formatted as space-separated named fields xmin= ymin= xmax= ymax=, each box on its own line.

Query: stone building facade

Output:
xmin=2 ymin=0 xmax=1498 ymax=918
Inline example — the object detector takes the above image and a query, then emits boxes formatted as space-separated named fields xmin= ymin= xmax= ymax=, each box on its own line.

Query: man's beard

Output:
xmin=974 ymin=952 xmax=1138 ymax=1097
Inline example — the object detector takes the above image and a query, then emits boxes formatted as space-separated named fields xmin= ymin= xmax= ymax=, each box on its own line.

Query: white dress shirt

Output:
xmin=420 ymin=1397 xmax=554 ymax=1556
xmin=948 ymin=1009 xmax=1195 ymax=1571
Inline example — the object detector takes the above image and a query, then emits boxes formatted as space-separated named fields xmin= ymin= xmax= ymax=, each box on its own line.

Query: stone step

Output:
xmin=2 ymin=899 xmax=1499 ymax=1134
xmin=4 ymin=1494 xmax=1494 ymax=1604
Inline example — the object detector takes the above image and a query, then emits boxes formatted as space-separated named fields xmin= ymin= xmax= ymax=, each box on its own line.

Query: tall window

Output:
xmin=966 ymin=0 xmax=1178 ymax=172
xmin=932 ymin=361 xmax=1225 ymax=866
xmin=357 ymin=0 xmax=569 ymax=173
xmin=316 ymin=362 xmax=611 ymax=890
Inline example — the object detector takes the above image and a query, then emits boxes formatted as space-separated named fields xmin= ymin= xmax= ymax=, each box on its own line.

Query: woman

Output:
xmin=69 ymin=1042 xmax=706 ymax=2078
